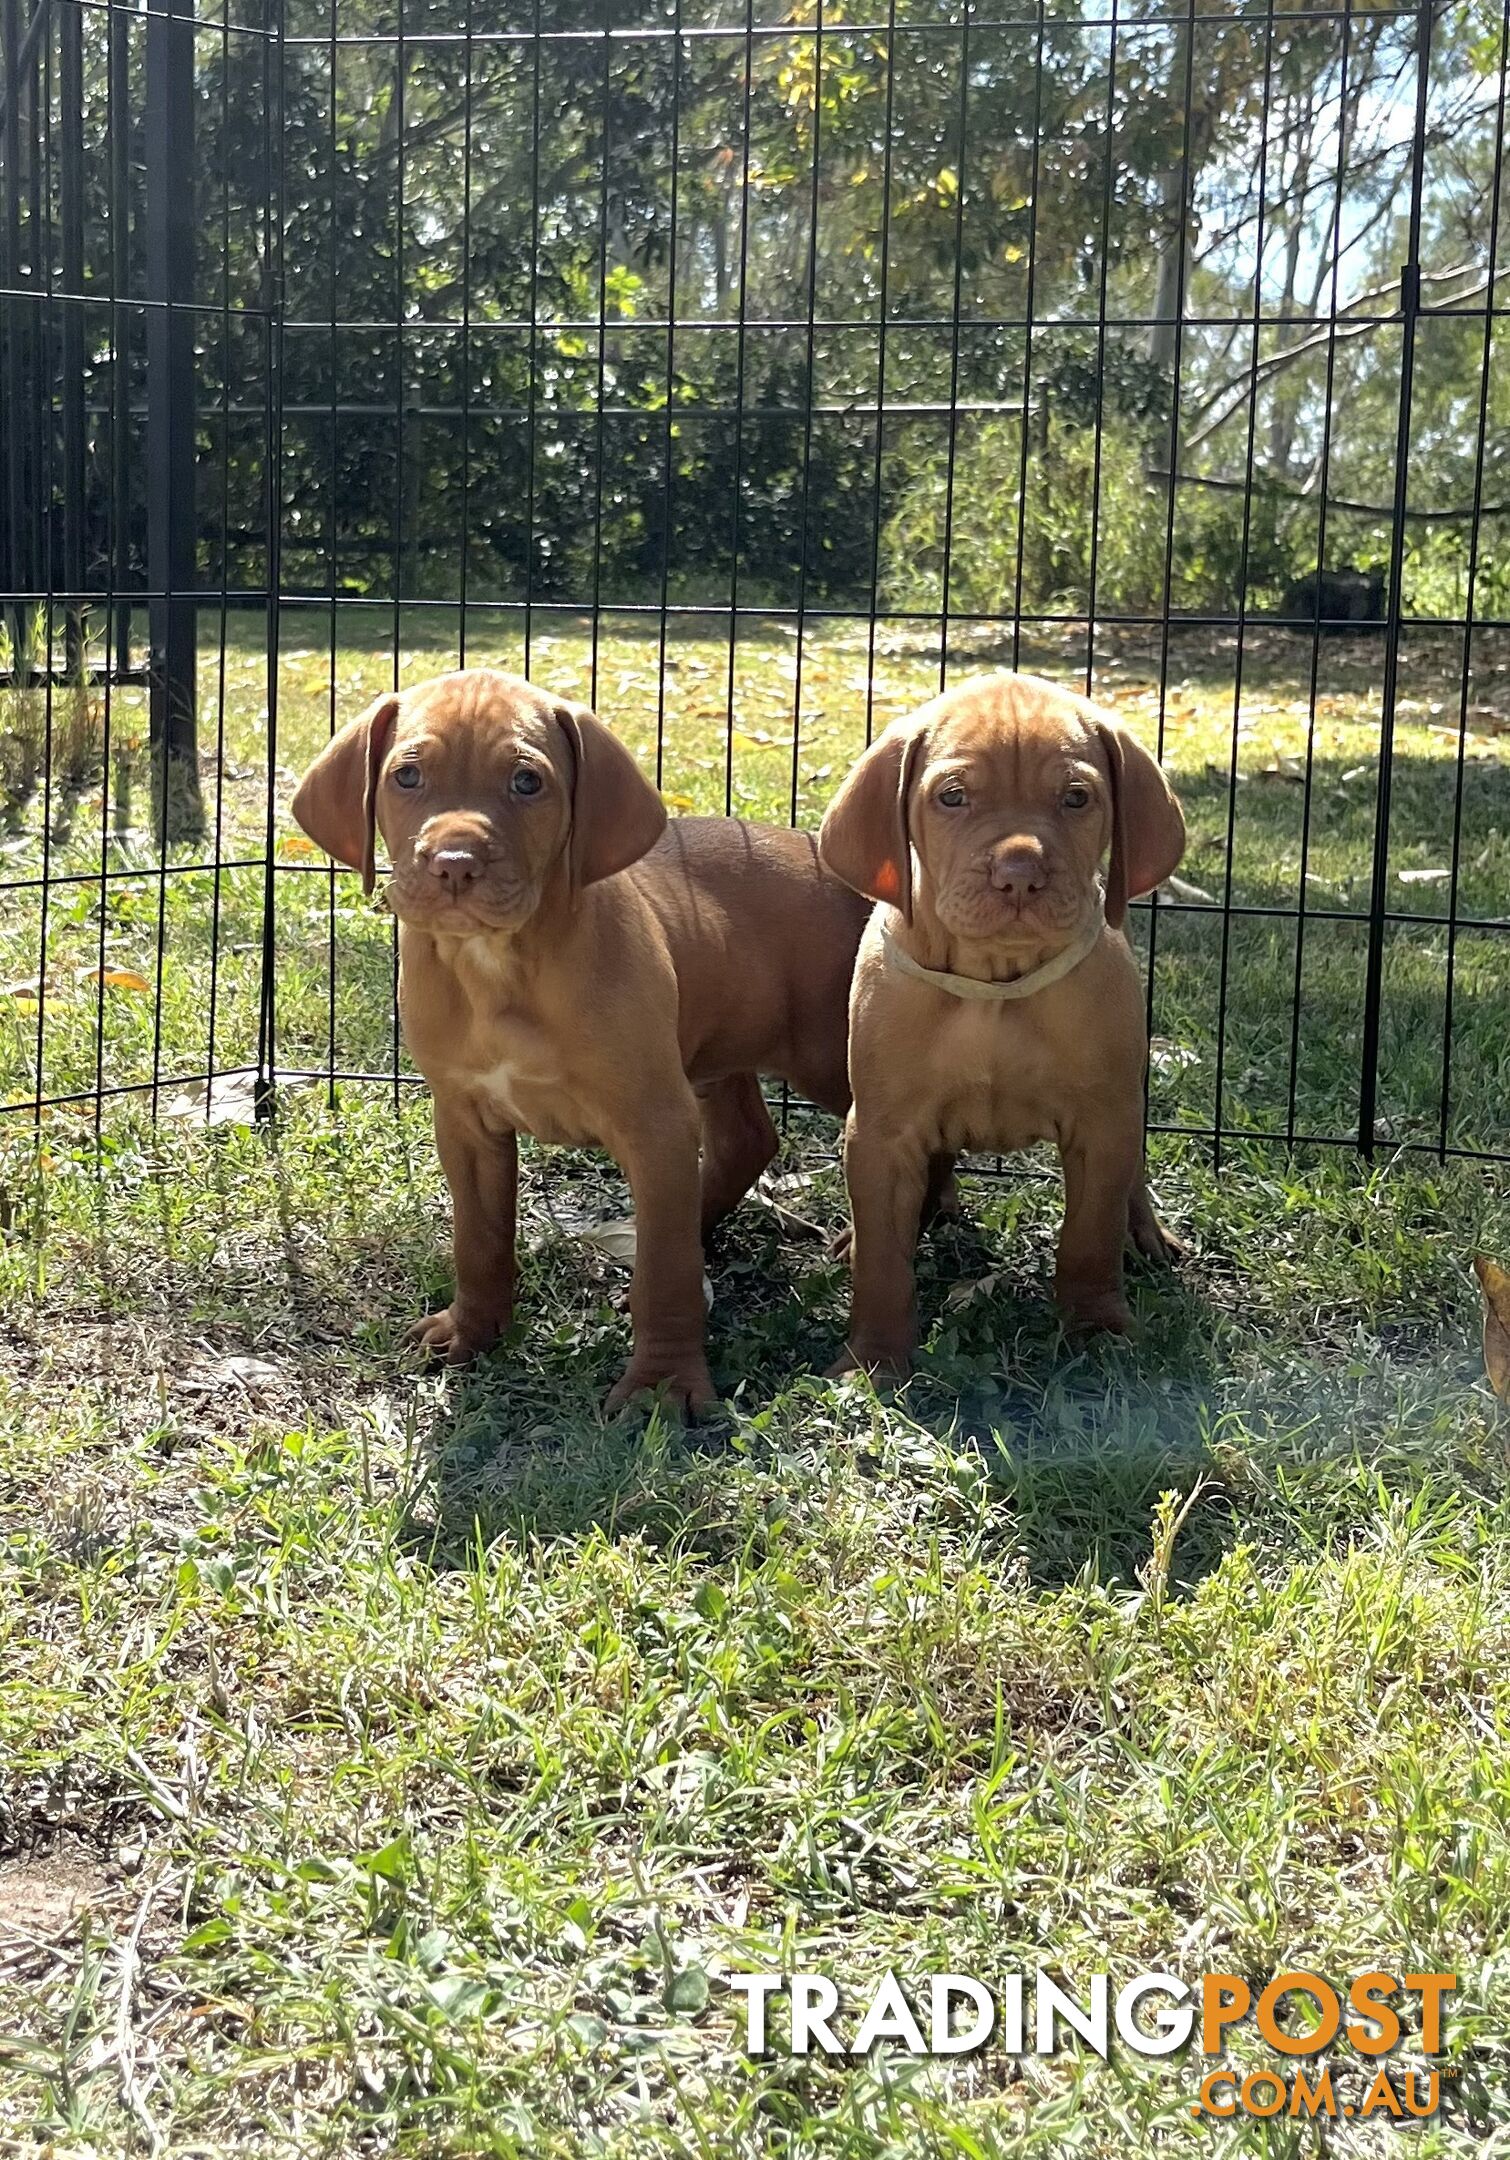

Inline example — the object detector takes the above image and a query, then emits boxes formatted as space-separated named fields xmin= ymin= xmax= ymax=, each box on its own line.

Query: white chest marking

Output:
xmin=481 ymin=1057 xmax=535 ymax=1124
xmin=458 ymin=935 xmax=515 ymax=988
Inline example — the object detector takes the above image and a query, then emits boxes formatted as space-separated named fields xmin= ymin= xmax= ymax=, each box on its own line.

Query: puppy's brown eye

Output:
xmin=937 ymin=783 xmax=968 ymax=809
xmin=392 ymin=763 xmax=423 ymax=791
xmin=511 ymin=766 xmax=544 ymax=798
xmin=1062 ymin=783 xmax=1092 ymax=810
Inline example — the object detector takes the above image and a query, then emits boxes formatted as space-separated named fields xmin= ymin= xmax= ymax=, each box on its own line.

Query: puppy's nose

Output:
xmin=422 ymin=845 xmax=485 ymax=891
xmin=988 ymin=842 xmax=1049 ymax=897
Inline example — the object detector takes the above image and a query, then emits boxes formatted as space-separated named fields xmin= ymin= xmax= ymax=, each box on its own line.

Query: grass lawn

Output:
xmin=2 ymin=604 xmax=1508 ymax=1146
xmin=1 ymin=612 xmax=1508 ymax=2153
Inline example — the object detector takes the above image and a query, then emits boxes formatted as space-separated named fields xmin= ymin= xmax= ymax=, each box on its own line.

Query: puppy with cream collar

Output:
xmin=818 ymin=671 xmax=1186 ymax=1377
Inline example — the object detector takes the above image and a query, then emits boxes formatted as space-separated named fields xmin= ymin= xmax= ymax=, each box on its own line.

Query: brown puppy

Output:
xmin=292 ymin=668 xmax=867 ymax=1414
xmin=818 ymin=671 xmax=1186 ymax=1376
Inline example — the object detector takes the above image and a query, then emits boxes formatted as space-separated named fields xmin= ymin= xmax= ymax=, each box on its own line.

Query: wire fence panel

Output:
xmin=1 ymin=0 xmax=1507 ymax=1161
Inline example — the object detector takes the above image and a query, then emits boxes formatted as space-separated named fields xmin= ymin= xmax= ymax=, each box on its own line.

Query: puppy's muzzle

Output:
xmin=987 ymin=840 xmax=1050 ymax=900
xmin=418 ymin=842 xmax=487 ymax=893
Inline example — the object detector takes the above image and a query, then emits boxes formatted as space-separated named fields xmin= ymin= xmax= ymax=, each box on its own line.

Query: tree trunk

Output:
xmin=1148 ymin=17 xmax=1199 ymax=389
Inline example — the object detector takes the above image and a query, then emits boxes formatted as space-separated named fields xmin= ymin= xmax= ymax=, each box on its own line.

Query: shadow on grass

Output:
xmin=24 ymin=1093 xmax=1481 ymax=1606
xmin=402 ymin=1166 xmax=1235 ymax=1596
xmin=913 ymin=1210 xmax=1231 ymax=1589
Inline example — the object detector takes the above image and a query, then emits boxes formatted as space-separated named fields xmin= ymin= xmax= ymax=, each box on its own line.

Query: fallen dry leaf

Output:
xmin=578 ymin=1218 xmax=639 ymax=1264
xmin=91 ymin=969 xmax=152 ymax=993
xmin=186 ymin=1353 xmax=286 ymax=1393
xmin=948 ymin=1271 xmax=1004 ymax=1309
xmin=163 ymin=1070 xmax=312 ymax=1125
xmin=1474 ymin=1255 xmax=1510 ymax=1401
xmin=578 ymin=1216 xmax=713 ymax=1309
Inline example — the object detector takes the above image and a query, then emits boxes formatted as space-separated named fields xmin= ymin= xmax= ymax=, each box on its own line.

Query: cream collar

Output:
xmin=880 ymin=904 xmax=1104 ymax=1002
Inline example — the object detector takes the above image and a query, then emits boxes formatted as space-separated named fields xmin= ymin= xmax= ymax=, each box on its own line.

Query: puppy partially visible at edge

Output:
xmin=818 ymin=671 xmax=1186 ymax=1378
xmin=291 ymin=668 xmax=868 ymax=1415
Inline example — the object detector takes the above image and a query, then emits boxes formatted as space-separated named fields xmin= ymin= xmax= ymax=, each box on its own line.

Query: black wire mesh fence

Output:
xmin=1 ymin=0 xmax=1507 ymax=1161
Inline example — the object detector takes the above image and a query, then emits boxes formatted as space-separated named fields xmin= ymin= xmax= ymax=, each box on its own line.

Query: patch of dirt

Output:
xmin=0 ymin=1841 xmax=112 ymax=1949
xmin=0 ymin=1308 xmax=382 ymax=1442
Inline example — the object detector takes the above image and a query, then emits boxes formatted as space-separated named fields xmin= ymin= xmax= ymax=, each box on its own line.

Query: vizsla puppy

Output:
xmin=292 ymin=669 xmax=868 ymax=1415
xmin=818 ymin=671 xmax=1186 ymax=1377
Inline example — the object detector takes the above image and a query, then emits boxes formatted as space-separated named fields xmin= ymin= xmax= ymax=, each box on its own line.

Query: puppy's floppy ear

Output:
xmin=1094 ymin=715 xmax=1186 ymax=930
xmin=290 ymin=690 xmax=401 ymax=897
xmin=818 ymin=718 xmax=926 ymax=921
xmin=554 ymin=700 xmax=667 ymax=890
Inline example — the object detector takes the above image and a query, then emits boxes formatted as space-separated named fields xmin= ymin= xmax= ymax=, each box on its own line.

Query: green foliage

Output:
xmin=881 ymin=413 xmax=1161 ymax=616
xmin=880 ymin=406 xmax=1321 ymax=619
xmin=27 ymin=3 xmax=1510 ymax=630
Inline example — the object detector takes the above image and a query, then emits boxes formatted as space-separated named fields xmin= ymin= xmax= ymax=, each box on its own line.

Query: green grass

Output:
xmin=1 ymin=615 xmax=1508 ymax=2153
xmin=1 ymin=606 xmax=1507 ymax=1145
xmin=1 ymin=1107 xmax=1508 ymax=2153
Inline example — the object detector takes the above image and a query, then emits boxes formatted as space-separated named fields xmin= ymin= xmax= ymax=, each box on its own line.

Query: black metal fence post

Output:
xmin=1358 ymin=0 xmax=1433 ymax=1161
xmin=60 ymin=0 xmax=86 ymax=677
xmin=109 ymin=0 xmax=131 ymax=678
xmin=145 ymin=0 xmax=202 ymax=837
xmin=1 ymin=0 xmax=32 ymax=680
xmin=255 ymin=0 xmax=285 ymax=1117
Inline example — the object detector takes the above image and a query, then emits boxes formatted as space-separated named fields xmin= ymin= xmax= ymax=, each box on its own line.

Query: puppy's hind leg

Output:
xmin=698 ymin=1072 xmax=780 ymax=1237
xmin=1127 ymin=1173 xmax=1184 ymax=1267
xmin=921 ymin=1150 xmax=961 ymax=1231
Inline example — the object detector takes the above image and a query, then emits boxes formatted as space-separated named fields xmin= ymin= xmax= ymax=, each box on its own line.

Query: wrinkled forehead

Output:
xmin=392 ymin=671 xmax=567 ymax=767
xmin=923 ymin=688 xmax=1101 ymax=784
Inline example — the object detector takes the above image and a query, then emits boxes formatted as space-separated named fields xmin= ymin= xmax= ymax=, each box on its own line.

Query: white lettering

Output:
xmin=929 ymin=1974 xmax=996 ymax=2054
xmin=1036 ymin=1973 xmax=1109 ymax=2057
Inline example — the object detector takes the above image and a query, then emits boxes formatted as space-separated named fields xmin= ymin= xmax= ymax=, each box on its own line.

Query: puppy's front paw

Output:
xmin=1058 ymin=1289 xmax=1133 ymax=1335
xmin=406 ymin=1305 xmax=503 ymax=1366
xmin=826 ymin=1340 xmax=913 ymax=1381
xmin=604 ymin=1355 xmax=716 ymax=1420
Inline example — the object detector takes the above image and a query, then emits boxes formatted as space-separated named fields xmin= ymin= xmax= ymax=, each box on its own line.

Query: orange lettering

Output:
xmin=1202 ymin=1974 xmax=1250 ymax=2053
xmin=1346 ymin=1972 xmax=1401 ymax=2056
xmin=1198 ymin=2071 xmax=1239 ymax=2118
xmin=1242 ymin=2071 xmax=1286 ymax=2117
xmin=1403 ymin=1973 xmax=1456 ymax=2054
xmin=1289 ymin=2066 xmax=1337 ymax=2118
xmin=1255 ymin=1971 xmax=1341 ymax=2057
xmin=1361 ymin=2066 xmax=1404 ymax=2118
xmin=1401 ymin=2071 xmax=1440 ymax=2119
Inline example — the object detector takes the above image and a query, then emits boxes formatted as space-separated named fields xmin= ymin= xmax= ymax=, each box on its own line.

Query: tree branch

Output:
xmin=1183 ymin=265 xmax=1488 ymax=450
xmin=1148 ymin=464 xmax=1510 ymax=524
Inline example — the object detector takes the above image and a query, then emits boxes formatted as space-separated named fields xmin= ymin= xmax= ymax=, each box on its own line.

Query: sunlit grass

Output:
xmin=0 ymin=1101 xmax=1507 ymax=2153
xmin=2 ymin=607 xmax=1506 ymax=1149
xmin=1 ymin=607 xmax=1508 ymax=2152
